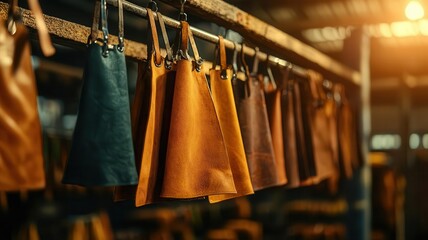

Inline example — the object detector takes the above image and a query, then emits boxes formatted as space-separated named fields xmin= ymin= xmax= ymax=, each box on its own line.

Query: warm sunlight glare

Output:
xmin=405 ymin=0 xmax=425 ymax=20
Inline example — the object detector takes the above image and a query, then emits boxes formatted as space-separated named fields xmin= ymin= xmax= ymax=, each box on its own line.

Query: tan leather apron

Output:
xmin=0 ymin=4 xmax=45 ymax=190
xmin=159 ymin=21 xmax=236 ymax=199
xmin=208 ymin=36 xmax=253 ymax=203
xmin=114 ymin=9 xmax=175 ymax=205
xmin=133 ymin=9 xmax=177 ymax=206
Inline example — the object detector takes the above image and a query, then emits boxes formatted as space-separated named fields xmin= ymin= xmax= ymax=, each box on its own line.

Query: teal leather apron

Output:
xmin=62 ymin=0 xmax=138 ymax=186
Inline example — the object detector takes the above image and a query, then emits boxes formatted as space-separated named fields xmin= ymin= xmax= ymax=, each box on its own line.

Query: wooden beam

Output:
xmin=0 ymin=2 xmax=147 ymax=61
xmin=0 ymin=2 xmax=216 ymax=74
xmin=0 ymin=1 xmax=360 ymax=84
xmin=159 ymin=0 xmax=360 ymax=84
xmin=276 ymin=15 xmax=411 ymax=32
xmin=256 ymin=0 xmax=418 ymax=31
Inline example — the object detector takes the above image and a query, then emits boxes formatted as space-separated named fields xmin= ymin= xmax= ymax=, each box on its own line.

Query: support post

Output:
xmin=341 ymin=26 xmax=372 ymax=240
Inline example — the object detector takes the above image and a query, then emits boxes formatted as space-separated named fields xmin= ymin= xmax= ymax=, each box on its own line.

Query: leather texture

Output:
xmin=117 ymin=19 xmax=236 ymax=204
xmin=302 ymin=70 xmax=336 ymax=184
xmin=235 ymin=71 xmax=280 ymax=191
xmin=160 ymin=21 xmax=236 ymax=199
xmin=0 ymin=20 xmax=46 ymax=191
xmin=293 ymin=77 xmax=317 ymax=183
xmin=208 ymin=36 xmax=254 ymax=203
xmin=63 ymin=0 xmax=137 ymax=187
xmin=334 ymin=84 xmax=362 ymax=178
xmin=133 ymin=58 xmax=175 ymax=206
xmin=282 ymin=77 xmax=301 ymax=188
xmin=62 ymin=43 xmax=138 ymax=186
xmin=114 ymin=8 xmax=176 ymax=206
xmin=265 ymin=80 xmax=288 ymax=186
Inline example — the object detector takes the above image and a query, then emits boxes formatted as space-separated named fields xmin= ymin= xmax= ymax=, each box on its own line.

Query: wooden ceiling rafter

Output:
xmin=158 ymin=0 xmax=361 ymax=84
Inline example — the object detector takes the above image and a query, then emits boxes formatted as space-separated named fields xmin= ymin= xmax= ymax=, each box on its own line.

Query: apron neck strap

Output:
xmin=157 ymin=12 xmax=173 ymax=64
xmin=212 ymin=36 xmax=228 ymax=79
xmin=8 ymin=0 xmax=55 ymax=56
xmin=147 ymin=8 xmax=162 ymax=65
xmin=180 ymin=21 xmax=203 ymax=71
xmin=90 ymin=0 xmax=125 ymax=55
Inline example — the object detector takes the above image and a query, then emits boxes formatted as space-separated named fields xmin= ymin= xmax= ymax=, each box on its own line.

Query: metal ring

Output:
xmin=220 ymin=69 xmax=228 ymax=80
xmin=165 ymin=58 xmax=173 ymax=70
xmin=148 ymin=1 xmax=158 ymax=12
xmin=102 ymin=44 xmax=109 ymax=57
xmin=154 ymin=59 xmax=162 ymax=68
xmin=118 ymin=36 xmax=125 ymax=52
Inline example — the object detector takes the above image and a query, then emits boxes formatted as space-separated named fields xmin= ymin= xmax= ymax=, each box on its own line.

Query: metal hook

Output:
xmin=147 ymin=0 xmax=158 ymax=12
xmin=265 ymin=55 xmax=277 ymax=90
xmin=285 ymin=62 xmax=295 ymax=90
xmin=180 ymin=0 xmax=187 ymax=21
xmin=240 ymin=43 xmax=249 ymax=74
xmin=286 ymin=62 xmax=293 ymax=79
xmin=251 ymin=47 xmax=260 ymax=75
xmin=232 ymin=41 xmax=239 ymax=78
xmin=180 ymin=0 xmax=187 ymax=10
xmin=323 ymin=79 xmax=334 ymax=100
xmin=7 ymin=0 xmax=18 ymax=35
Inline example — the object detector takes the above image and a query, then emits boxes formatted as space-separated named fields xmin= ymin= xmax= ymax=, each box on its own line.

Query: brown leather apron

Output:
xmin=0 ymin=7 xmax=45 ymax=190
xmin=235 ymin=49 xmax=280 ymax=191
xmin=334 ymin=84 xmax=362 ymax=178
xmin=303 ymin=70 xmax=336 ymax=184
xmin=133 ymin=10 xmax=177 ymax=206
xmin=159 ymin=21 xmax=236 ymax=199
xmin=114 ymin=9 xmax=175 ymax=205
xmin=282 ymin=76 xmax=302 ymax=188
xmin=264 ymin=65 xmax=288 ymax=186
xmin=208 ymin=36 xmax=253 ymax=203
xmin=327 ymin=84 xmax=340 ymax=175
xmin=292 ymin=76 xmax=317 ymax=184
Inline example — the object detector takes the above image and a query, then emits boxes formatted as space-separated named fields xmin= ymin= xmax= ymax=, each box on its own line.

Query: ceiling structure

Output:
xmin=7 ymin=0 xmax=428 ymax=81
xmin=225 ymin=0 xmax=428 ymax=79
xmin=5 ymin=0 xmax=427 ymax=136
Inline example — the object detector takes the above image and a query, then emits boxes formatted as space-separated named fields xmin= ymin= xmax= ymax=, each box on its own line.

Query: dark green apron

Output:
xmin=62 ymin=0 xmax=137 ymax=186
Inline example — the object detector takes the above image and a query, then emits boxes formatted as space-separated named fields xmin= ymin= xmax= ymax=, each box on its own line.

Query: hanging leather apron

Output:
xmin=281 ymin=75 xmax=302 ymax=188
xmin=62 ymin=0 xmax=138 ymax=186
xmin=115 ymin=9 xmax=177 ymax=206
xmin=264 ymin=64 xmax=288 ymax=186
xmin=135 ymin=10 xmax=178 ymax=206
xmin=208 ymin=36 xmax=253 ymax=203
xmin=326 ymin=84 xmax=340 ymax=176
xmin=324 ymin=82 xmax=340 ymax=191
xmin=302 ymin=70 xmax=336 ymax=184
xmin=334 ymin=84 xmax=361 ymax=178
xmin=293 ymin=77 xmax=316 ymax=185
xmin=235 ymin=48 xmax=279 ymax=191
xmin=159 ymin=21 xmax=236 ymax=199
xmin=0 ymin=2 xmax=46 ymax=191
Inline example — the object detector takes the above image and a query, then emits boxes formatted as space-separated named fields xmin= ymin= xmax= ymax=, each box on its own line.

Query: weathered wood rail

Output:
xmin=0 ymin=0 xmax=360 ymax=84
xmin=159 ymin=0 xmax=361 ymax=84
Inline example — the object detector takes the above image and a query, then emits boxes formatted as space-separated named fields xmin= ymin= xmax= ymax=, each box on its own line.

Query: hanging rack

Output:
xmin=0 ymin=0 xmax=357 ymax=83
xmin=106 ymin=0 xmax=309 ymax=77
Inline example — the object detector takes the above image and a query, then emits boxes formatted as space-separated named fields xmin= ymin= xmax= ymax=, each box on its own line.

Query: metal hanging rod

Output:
xmin=106 ymin=0 xmax=308 ymax=77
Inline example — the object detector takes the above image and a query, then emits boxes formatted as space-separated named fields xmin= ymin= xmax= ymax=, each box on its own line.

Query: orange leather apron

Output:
xmin=0 ymin=8 xmax=45 ymax=190
xmin=208 ymin=36 xmax=253 ymax=203
xmin=159 ymin=21 xmax=236 ymax=199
